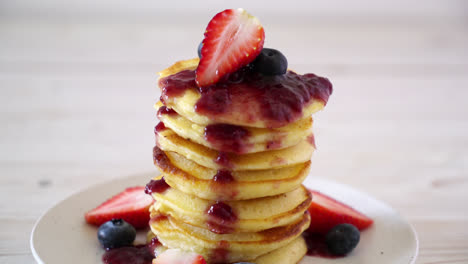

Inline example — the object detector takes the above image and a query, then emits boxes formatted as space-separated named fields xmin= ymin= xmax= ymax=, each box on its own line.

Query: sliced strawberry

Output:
xmin=154 ymin=249 xmax=207 ymax=264
xmin=196 ymin=8 xmax=265 ymax=87
xmin=307 ymin=190 xmax=373 ymax=234
xmin=85 ymin=186 xmax=153 ymax=229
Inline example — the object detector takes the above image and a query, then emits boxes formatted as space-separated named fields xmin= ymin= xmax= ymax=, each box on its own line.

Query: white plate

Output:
xmin=31 ymin=173 xmax=418 ymax=264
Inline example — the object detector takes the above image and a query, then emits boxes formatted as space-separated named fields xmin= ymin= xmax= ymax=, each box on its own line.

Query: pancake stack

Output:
xmin=147 ymin=58 xmax=332 ymax=263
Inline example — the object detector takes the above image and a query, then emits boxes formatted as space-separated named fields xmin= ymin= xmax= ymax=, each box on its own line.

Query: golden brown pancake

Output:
xmin=151 ymin=185 xmax=311 ymax=233
xmin=156 ymin=127 xmax=315 ymax=171
xmin=156 ymin=101 xmax=313 ymax=154
xmin=149 ymin=209 xmax=310 ymax=263
xmin=153 ymin=146 xmax=310 ymax=200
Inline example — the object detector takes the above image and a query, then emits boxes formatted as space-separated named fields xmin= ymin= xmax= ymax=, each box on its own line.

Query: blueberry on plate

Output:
xmin=97 ymin=219 xmax=136 ymax=249
xmin=252 ymin=48 xmax=288 ymax=76
xmin=198 ymin=42 xmax=204 ymax=58
xmin=325 ymin=223 xmax=360 ymax=256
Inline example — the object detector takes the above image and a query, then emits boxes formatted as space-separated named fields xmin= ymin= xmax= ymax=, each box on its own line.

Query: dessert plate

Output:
xmin=31 ymin=172 xmax=418 ymax=264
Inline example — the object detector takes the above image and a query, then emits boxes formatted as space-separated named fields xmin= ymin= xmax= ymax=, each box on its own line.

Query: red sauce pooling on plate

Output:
xmin=102 ymin=237 xmax=160 ymax=264
xmin=303 ymin=232 xmax=339 ymax=258
xmin=159 ymin=68 xmax=332 ymax=128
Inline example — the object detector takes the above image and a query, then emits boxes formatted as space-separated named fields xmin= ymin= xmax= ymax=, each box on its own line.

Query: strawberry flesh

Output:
xmin=85 ymin=186 xmax=153 ymax=229
xmin=307 ymin=190 xmax=373 ymax=234
xmin=196 ymin=8 xmax=265 ymax=87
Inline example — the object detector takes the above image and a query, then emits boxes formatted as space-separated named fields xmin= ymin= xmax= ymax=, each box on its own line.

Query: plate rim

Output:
xmin=30 ymin=172 xmax=419 ymax=264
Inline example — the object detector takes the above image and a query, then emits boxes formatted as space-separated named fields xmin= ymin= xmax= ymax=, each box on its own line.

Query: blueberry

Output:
xmin=97 ymin=219 xmax=136 ymax=249
xmin=325 ymin=223 xmax=360 ymax=256
xmin=198 ymin=42 xmax=204 ymax=58
xmin=252 ymin=48 xmax=288 ymax=76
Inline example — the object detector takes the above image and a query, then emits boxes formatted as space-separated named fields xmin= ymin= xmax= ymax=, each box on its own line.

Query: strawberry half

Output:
xmin=196 ymin=8 xmax=265 ymax=87
xmin=85 ymin=186 xmax=153 ymax=229
xmin=307 ymin=190 xmax=373 ymax=234
xmin=154 ymin=249 xmax=207 ymax=264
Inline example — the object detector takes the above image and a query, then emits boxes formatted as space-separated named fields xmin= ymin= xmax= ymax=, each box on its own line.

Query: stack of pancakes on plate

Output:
xmin=147 ymin=58 xmax=332 ymax=263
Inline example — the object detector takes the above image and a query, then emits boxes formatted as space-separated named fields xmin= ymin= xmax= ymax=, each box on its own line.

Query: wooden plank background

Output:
xmin=1 ymin=1 xmax=467 ymax=263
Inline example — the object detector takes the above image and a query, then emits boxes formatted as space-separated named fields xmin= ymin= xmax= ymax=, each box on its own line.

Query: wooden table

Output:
xmin=1 ymin=11 xmax=467 ymax=264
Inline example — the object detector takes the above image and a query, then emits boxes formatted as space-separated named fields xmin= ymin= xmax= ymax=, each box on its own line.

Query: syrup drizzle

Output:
xmin=204 ymin=123 xmax=251 ymax=154
xmin=307 ymin=134 xmax=316 ymax=149
xmin=157 ymin=105 xmax=177 ymax=117
xmin=211 ymin=170 xmax=238 ymax=199
xmin=154 ymin=122 xmax=167 ymax=133
xmin=159 ymin=68 xmax=332 ymax=128
xmin=214 ymin=152 xmax=233 ymax=168
xmin=144 ymin=177 xmax=170 ymax=195
xmin=206 ymin=201 xmax=237 ymax=234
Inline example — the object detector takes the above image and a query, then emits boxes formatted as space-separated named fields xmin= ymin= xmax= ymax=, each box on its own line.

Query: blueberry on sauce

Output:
xmin=252 ymin=48 xmax=288 ymax=76
xmin=325 ymin=224 xmax=360 ymax=256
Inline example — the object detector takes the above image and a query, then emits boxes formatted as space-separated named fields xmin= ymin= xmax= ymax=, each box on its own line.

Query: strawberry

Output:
xmin=85 ymin=186 xmax=153 ymax=229
xmin=196 ymin=8 xmax=265 ymax=87
xmin=154 ymin=249 xmax=207 ymax=264
xmin=307 ymin=189 xmax=373 ymax=234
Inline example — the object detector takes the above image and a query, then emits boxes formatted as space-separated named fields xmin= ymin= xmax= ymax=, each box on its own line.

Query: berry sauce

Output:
xmin=158 ymin=68 xmax=332 ymax=128
xmin=145 ymin=177 xmax=170 ymax=195
xmin=213 ymin=170 xmax=234 ymax=183
xmin=210 ymin=240 xmax=230 ymax=263
xmin=157 ymin=105 xmax=177 ymax=117
xmin=206 ymin=201 xmax=237 ymax=234
xmin=303 ymin=232 xmax=339 ymax=258
xmin=266 ymin=139 xmax=282 ymax=150
xmin=159 ymin=70 xmax=197 ymax=104
xmin=102 ymin=237 xmax=160 ymax=264
xmin=204 ymin=124 xmax=251 ymax=154
xmin=154 ymin=122 xmax=167 ymax=133
xmin=307 ymin=134 xmax=316 ymax=149
xmin=214 ymin=152 xmax=233 ymax=168
xmin=211 ymin=170 xmax=238 ymax=199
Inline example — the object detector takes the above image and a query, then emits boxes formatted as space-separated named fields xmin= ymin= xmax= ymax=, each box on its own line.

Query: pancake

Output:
xmin=254 ymin=236 xmax=307 ymax=264
xmin=156 ymin=101 xmax=313 ymax=154
xmin=153 ymin=146 xmax=310 ymax=200
xmin=156 ymin=127 xmax=315 ymax=171
xmin=149 ymin=235 xmax=307 ymax=264
xmin=151 ymin=185 xmax=311 ymax=233
xmin=158 ymin=58 xmax=331 ymax=129
xmin=149 ymin=209 xmax=310 ymax=263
